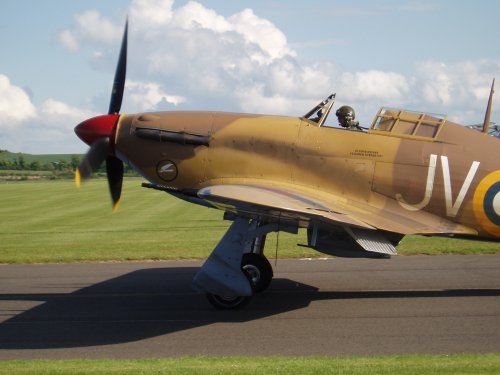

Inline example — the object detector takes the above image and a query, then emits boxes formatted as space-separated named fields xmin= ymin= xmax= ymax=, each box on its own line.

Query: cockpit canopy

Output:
xmin=369 ymin=108 xmax=446 ymax=140
xmin=302 ymin=95 xmax=449 ymax=140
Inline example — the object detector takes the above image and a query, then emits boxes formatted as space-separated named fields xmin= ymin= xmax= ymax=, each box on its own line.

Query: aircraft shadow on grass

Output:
xmin=0 ymin=267 xmax=499 ymax=349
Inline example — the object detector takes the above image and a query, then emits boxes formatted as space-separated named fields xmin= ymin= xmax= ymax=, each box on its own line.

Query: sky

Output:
xmin=1 ymin=0 xmax=500 ymax=154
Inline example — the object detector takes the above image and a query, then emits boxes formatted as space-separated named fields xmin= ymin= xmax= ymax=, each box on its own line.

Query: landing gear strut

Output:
xmin=193 ymin=216 xmax=297 ymax=310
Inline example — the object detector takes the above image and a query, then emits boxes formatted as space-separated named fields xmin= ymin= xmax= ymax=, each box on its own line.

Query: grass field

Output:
xmin=0 ymin=354 xmax=499 ymax=374
xmin=1 ymin=179 xmax=500 ymax=263
xmin=0 ymin=178 xmax=308 ymax=263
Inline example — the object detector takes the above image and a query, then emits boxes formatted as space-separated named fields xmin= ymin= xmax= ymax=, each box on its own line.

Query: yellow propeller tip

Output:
xmin=112 ymin=199 xmax=121 ymax=213
xmin=75 ymin=169 xmax=81 ymax=188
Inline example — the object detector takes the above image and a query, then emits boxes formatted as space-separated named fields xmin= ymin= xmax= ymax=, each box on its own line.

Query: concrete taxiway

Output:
xmin=0 ymin=255 xmax=499 ymax=359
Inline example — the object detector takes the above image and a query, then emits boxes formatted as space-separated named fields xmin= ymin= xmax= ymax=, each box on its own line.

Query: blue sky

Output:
xmin=1 ymin=0 xmax=500 ymax=153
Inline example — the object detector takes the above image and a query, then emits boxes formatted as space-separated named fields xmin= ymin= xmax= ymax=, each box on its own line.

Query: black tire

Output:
xmin=241 ymin=253 xmax=273 ymax=293
xmin=206 ymin=293 xmax=251 ymax=310
xmin=205 ymin=254 xmax=273 ymax=309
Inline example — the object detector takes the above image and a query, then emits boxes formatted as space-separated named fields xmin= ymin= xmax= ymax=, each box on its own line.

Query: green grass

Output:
xmin=0 ymin=179 xmax=313 ymax=263
xmin=0 ymin=354 xmax=499 ymax=374
xmin=398 ymin=235 xmax=500 ymax=255
xmin=0 ymin=179 xmax=499 ymax=264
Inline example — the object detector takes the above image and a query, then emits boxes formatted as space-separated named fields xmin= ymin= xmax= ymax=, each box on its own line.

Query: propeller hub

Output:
xmin=75 ymin=114 xmax=120 ymax=146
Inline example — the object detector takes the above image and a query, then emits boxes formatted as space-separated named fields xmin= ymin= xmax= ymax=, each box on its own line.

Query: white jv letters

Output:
xmin=396 ymin=154 xmax=480 ymax=218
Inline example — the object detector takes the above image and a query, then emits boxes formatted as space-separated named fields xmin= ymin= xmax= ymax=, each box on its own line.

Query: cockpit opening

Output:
xmin=302 ymin=94 xmax=365 ymax=131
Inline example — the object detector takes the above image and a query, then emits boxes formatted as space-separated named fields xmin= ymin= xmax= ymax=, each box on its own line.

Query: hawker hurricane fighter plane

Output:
xmin=75 ymin=21 xmax=499 ymax=309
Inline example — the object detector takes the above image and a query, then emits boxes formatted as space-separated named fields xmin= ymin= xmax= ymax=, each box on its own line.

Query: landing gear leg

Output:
xmin=194 ymin=217 xmax=297 ymax=310
xmin=192 ymin=217 xmax=253 ymax=299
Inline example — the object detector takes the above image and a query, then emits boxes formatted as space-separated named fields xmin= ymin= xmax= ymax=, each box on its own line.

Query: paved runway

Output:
xmin=0 ymin=255 xmax=499 ymax=359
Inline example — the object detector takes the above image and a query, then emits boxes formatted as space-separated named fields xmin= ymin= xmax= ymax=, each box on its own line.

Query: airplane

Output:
xmin=75 ymin=21 xmax=499 ymax=309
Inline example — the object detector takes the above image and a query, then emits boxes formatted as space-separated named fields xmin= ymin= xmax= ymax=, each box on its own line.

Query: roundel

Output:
xmin=473 ymin=170 xmax=500 ymax=235
xmin=156 ymin=160 xmax=178 ymax=182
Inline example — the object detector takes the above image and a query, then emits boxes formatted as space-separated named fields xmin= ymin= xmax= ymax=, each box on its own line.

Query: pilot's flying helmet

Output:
xmin=336 ymin=105 xmax=355 ymax=128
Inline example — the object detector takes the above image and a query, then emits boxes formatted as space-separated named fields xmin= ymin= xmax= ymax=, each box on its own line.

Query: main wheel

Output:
xmin=205 ymin=254 xmax=273 ymax=309
xmin=241 ymin=253 xmax=273 ymax=293
xmin=206 ymin=293 xmax=251 ymax=310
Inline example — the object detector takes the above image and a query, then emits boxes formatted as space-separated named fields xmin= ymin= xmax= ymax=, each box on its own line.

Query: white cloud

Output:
xmin=228 ymin=9 xmax=295 ymax=64
xmin=57 ymin=0 xmax=434 ymax=124
xmin=77 ymin=10 xmax=123 ymax=44
xmin=118 ymin=1 xmax=300 ymax=113
xmin=130 ymin=0 xmax=174 ymax=28
xmin=172 ymin=1 xmax=231 ymax=32
xmin=417 ymin=61 xmax=455 ymax=105
xmin=38 ymin=99 xmax=95 ymax=129
xmin=58 ymin=29 xmax=79 ymax=52
xmin=0 ymin=75 xmax=96 ymax=153
xmin=237 ymin=83 xmax=289 ymax=114
xmin=0 ymin=75 xmax=36 ymax=128
xmin=340 ymin=70 xmax=410 ymax=102
xmin=413 ymin=60 xmax=500 ymax=123
xmin=125 ymin=80 xmax=185 ymax=111
xmin=61 ymin=1 xmax=295 ymax=68
xmin=58 ymin=10 xmax=122 ymax=52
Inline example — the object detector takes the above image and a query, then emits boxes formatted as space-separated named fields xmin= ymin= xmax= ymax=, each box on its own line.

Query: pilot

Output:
xmin=336 ymin=105 xmax=362 ymax=131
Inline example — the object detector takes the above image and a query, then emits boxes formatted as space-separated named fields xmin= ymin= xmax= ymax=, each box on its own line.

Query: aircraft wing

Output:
xmin=199 ymin=183 xmax=374 ymax=229
xmin=197 ymin=183 xmax=477 ymax=236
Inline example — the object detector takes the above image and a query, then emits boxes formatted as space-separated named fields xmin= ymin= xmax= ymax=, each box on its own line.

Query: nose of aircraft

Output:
xmin=74 ymin=114 xmax=120 ymax=146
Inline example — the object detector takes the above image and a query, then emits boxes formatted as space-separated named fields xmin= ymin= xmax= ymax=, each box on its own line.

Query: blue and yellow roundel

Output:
xmin=473 ymin=171 xmax=500 ymax=236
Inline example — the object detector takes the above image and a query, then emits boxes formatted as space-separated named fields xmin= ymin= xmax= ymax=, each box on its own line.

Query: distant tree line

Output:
xmin=0 ymin=150 xmax=138 ymax=177
xmin=0 ymin=155 xmax=81 ymax=172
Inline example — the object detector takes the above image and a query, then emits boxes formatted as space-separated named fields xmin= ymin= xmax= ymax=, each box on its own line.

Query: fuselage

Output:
xmin=114 ymin=111 xmax=500 ymax=240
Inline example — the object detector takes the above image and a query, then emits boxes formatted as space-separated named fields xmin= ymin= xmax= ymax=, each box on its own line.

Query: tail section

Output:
xmin=482 ymin=78 xmax=495 ymax=134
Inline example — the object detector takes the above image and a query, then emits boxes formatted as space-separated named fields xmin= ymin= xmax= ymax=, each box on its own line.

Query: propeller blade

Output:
xmin=75 ymin=137 xmax=110 ymax=187
xmin=75 ymin=19 xmax=128 ymax=211
xmin=108 ymin=19 xmax=128 ymax=115
xmin=106 ymin=156 xmax=124 ymax=211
